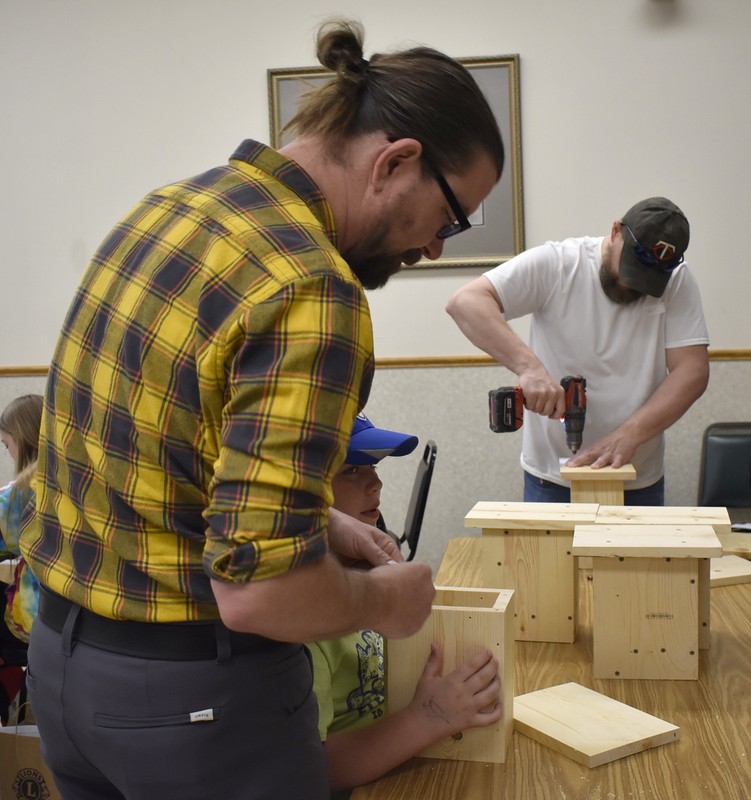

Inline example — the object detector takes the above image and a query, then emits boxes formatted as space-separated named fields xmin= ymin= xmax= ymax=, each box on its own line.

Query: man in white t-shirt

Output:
xmin=446 ymin=197 xmax=709 ymax=504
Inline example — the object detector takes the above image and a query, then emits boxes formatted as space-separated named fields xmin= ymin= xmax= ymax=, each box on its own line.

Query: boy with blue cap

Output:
xmin=309 ymin=414 xmax=502 ymax=795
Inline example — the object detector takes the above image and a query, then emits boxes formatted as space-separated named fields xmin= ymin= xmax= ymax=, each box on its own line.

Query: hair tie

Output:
xmin=355 ymin=56 xmax=369 ymax=72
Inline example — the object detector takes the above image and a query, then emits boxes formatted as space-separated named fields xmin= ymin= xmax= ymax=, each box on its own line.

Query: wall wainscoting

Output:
xmin=2 ymin=353 xmax=748 ymax=574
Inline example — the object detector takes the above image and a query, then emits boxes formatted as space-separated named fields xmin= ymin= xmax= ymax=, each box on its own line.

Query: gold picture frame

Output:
xmin=267 ymin=55 xmax=525 ymax=268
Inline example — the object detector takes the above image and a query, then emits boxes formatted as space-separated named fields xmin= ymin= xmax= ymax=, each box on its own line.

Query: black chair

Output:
xmin=377 ymin=440 xmax=437 ymax=561
xmin=697 ymin=422 xmax=751 ymax=525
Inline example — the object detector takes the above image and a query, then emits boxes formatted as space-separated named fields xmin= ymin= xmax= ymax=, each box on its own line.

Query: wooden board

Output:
xmin=435 ymin=537 xmax=483 ymax=587
xmin=718 ymin=531 xmax=751 ymax=557
xmin=386 ymin=586 xmax=515 ymax=764
xmin=571 ymin=524 xmax=723 ymax=558
xmin=698 ymin=557 xmax=711 ymax=650
xmin=595 ymin=505 xmax=732 ymax=536
xmin=559 ymin=464 xmax=637 ymax=482
xmin=465 ymin=501 xmax=598 ymax=531
xmin=481 ymin=529 xmax=577 ymax=643
xmin=0 ymin=559 xmax=17 ymax=584
xmin=559 ymin=465 xmax=636 ymax=516
xmin=710 ymin=554 xmax=751 ymax=587
xmin=590 ymin=557 xmax=700 ymax=679
xmin=513 ymin=682 xmax=679 ymax=767
xmin=571 ymin=480 xmax=624 ymax=506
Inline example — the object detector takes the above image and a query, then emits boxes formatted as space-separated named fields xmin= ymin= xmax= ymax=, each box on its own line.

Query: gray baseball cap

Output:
xmin=619 ymin=197 xmax=689 ymax=297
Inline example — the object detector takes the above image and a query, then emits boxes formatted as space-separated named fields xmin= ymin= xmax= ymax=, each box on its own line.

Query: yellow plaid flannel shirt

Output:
xmin=21 ymin=140 xmax=374 ymax=622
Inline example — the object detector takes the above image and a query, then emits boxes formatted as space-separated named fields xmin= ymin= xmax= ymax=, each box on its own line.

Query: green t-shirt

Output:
xmin=308 ymin=629 xmax=385 ymax=740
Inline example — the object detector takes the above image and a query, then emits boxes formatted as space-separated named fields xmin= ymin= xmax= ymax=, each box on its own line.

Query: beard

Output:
xmin=599 ymin=262 xmax=642 ymax=305
xmin=343 ymin=219 xmax=424 ymax=290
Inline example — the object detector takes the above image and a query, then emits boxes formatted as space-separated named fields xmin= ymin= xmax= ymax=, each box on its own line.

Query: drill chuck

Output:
xmin=564 ymin=407 xmax=586 ymax=453
xmin=560 ymin=375 xmax=587 ymax=454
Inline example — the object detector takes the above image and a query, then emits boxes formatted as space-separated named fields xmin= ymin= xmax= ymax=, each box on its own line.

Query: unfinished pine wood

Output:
xmin=589 ymin=556 xmax=700 ymax=679
xmin=557 ymin=467 xmax=635 ymax=568
xmin=352 ymin=538 xmax=751 ymax=800
xmin=481 ymin=529 xmax=577 ymax=643
xmin=595 ymin=505 xmax=732 ymax=536
xmin=465 ymin=502 xmax=597 ymax=643
xmin=710 ymin=555 xmax=751 ymax=586
xmin=465 ymin=501 xmax=599 ymax=530
xmin=593 ymin=509 xmax=731 ymax=647
xmin=513 ymin=682 xmax=679 ymax=767
xmin=718 ymin=531 xmax=751 ymax=557
xmin=698 ymin=558 xmax=711 ymax=650
xmin=572 ymin=524 xmax=721 ymax=667
xmin=386 ymin=586 xmax=515 ymax=764
xmin=559 ymin=464 xmax=638 ymax=482
xmin=571 ymin=524 xmax=723 ymax=558
xmin=0 ymin=559 xmax=16 ymax=583
xmin=559 ymin=464 xmax=637 ymax=506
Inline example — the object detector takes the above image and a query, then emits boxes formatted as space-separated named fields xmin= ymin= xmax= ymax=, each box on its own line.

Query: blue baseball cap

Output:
xmin=346 ymin=414 xmax=419 ymax=465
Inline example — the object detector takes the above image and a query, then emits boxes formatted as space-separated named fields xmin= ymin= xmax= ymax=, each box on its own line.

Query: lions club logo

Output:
xmin=12 ymin=768 xmax=54 ymax=800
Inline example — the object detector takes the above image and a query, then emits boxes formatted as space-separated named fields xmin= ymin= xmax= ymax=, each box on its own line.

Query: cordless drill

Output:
xmin=488 ymin=375 xmax=587 ymax=453
xmin=560 ymin=375 xmax=587 ymax=454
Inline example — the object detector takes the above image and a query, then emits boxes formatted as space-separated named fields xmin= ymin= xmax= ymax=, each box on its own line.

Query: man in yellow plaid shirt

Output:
xmin=21 ymin=19 xmax=504 ymax=800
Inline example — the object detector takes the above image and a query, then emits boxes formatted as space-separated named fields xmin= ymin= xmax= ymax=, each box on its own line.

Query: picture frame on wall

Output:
xmin=267 ymin=55 xmax=524 ymax=268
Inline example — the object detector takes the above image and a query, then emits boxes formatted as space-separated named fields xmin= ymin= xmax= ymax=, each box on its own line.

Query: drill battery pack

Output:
xmin=488 ymin=386 xmax=524 ymax=433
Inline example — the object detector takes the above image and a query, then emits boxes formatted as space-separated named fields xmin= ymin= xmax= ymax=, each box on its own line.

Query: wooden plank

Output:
xmin=698 ymin=558 xmax=711 ymax=650
xmin=559 ymin=464 xmax=637 ymax=482
xmin=480 ymin=529 xmax=577 ymax=643
xmin=595 ymin=505 xmax=732 ymax=536
xmin=591 ymin=557 xmax=699 ymax=680
xmin=568 ymin=480 xmax=624 ymax=506
xmin=560 ymin=464 xmax=636 ymax=510
xmin=465 ymin=501 xmax=598 ymax=530
xmin=352 ymin=537 xmax=751 ymax=800
xmin=710 ymin=555 xmax=751 ymax=587
xmin=436 ymin=537 xmax=485 ymax=587
xmin=718 ymin=531 xmax=751 ymax=557
xmin=513 ymin=682 xmax=679 ymax=768
xmin=0 ymin=558 xmax=17 ymax=584
xmin=386 ymin=586 xmax=515 ymax=763
xmin=572 ymin=524 xmax=723 ymax=558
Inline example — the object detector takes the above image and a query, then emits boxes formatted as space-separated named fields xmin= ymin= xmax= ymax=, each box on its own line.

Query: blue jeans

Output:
xmin=523 ymin=471 xmax=665 ymax=506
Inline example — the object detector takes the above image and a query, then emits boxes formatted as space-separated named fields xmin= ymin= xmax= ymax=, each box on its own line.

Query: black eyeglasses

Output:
xmin=622 ymin=224 xmax=684 ymax=272
xmin=423 ymin=158 xmax=472 ymax=240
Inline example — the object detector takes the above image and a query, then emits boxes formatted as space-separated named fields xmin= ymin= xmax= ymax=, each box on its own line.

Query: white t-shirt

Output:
xmin=484 ymin=236 xmax=709 ymax=489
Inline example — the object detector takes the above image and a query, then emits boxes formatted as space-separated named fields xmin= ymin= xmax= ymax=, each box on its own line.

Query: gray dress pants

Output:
xmin=26 ymin=609 xmax=329 ymax=800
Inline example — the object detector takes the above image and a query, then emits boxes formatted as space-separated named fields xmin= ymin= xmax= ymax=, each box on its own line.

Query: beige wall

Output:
xmin=3 ymin=357 xmax=748 ymax=573
xmin=1 ymin=1 xmax=749 ymax=572
xmin=1 ymin=0 xmax=750 ymax=367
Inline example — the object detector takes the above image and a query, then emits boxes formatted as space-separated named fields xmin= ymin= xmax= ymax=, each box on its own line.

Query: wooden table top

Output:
xmin=352 ymin=536 xmax=751 ymax=799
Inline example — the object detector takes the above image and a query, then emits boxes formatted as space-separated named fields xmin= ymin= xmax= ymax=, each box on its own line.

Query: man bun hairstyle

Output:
xmin=285 ymin=19 xmax=504 ymax=180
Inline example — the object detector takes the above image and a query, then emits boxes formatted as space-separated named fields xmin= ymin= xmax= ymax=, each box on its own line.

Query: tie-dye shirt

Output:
xmin=0 ymin=481 xmax=39 ymax=642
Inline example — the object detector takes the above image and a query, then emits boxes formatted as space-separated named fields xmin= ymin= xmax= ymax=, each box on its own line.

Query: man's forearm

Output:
xmin=446 ymin=279 xmax=540 ymax=374
xmin=212 ymin=556 xmax=374 ymax=641
xmin=447 ymin=280 xmax=566 ymax=417
xmin=211 ymin=553 xmax=434 ymax=643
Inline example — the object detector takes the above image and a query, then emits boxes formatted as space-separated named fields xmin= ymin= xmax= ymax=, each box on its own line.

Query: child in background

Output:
xmin=308 ymin=414 xmax=503 ymax=795
xmin=0 ymin=394 xmax=43 ymax=723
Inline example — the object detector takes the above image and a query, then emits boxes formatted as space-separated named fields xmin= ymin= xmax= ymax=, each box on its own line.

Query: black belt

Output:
xmin=38 ymin=585 xmax=281 ymax=661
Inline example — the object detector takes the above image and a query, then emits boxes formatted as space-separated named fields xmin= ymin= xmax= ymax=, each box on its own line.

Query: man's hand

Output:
xmin=518 ymin=367 xmax=566 ymax=419
xmin=566 ymin=427 xmax=639 ymax=469
xmin=369 ymin=560 xmax=435 ymax=638
xmin=328 ymin=506 xmax=404 ymax=568
xmin=567 ymin=345 xmax=709 ymax=471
